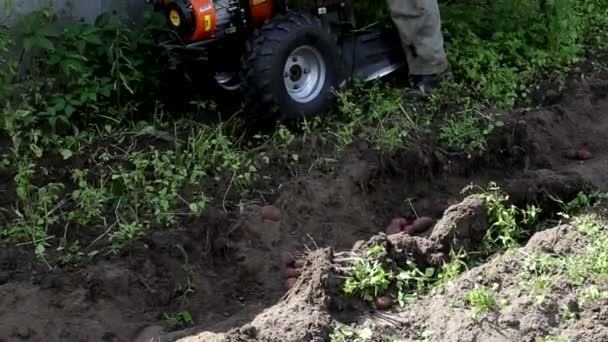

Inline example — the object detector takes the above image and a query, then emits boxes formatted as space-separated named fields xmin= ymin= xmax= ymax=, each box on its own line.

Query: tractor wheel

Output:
xmin=241 ymin=12 xmax=343 ymax=123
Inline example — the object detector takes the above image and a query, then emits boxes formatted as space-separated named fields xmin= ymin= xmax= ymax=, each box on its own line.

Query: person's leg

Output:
xmin=385 ymin=0 xmax=449 ymax=76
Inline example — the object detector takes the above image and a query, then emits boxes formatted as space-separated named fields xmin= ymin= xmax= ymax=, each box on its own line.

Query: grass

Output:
xmin=513 ymin=196 xmax=608 ymax=316
xmin=466 ymin=284 xmax=497 ymax=318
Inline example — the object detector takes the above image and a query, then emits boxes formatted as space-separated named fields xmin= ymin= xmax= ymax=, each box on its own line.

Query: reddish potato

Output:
xmin=285 ymin=267 xmax=301 ymax=278
xmin=285 ymin=277 xmax=297 ymax=289
xmin=261 ymin=205 xmax=282 ymax=222
xmin=576 ymin=147 xmax=593 ymax=161
xmin=401 ymin=225 xmax=415 ymax=235
xmin=412 ymin=216 xmax=435 ymax=233
xmin=244 ymin=223 xmax=260 ymax=240
xmin=375 ymin=296 xmax=393 ymax=310
xmin=391 ymin=217 xmax=409 ymax=228
xmin=385 ymin=222 xmax=402 ymax=235
xmin=385 ymin=217 xmax=408 ymax=235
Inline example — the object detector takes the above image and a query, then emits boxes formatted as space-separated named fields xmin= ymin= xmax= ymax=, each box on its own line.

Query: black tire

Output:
xmin=241 ymin=12 xmax=343 ymax=123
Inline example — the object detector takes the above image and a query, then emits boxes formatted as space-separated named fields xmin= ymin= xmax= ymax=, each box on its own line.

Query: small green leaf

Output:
xmin=23 ymin=37 xmax=34 ymax=51
xmin=189 ymin=203 xmax=200 ymax=213
xmin=39 ymin=25 xmax=60 ymax=37
xmin=358 ymin=327 xmax=373 ymax=339
xmin=36 ymin=37 xmax=55 ymax=51
xmin=35 ymin=243 xmax=46 ymax=257
xmin=60 ymin=149 xmax=73 ymax=160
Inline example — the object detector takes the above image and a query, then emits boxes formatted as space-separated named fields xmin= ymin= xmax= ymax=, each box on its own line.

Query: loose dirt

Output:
xmin=1 ymin=63 xmax=607 ymax=342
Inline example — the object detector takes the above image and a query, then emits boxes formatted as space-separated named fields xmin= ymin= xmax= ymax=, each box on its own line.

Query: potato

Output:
xmin=244 ymin=223 xmax=260 ymax=240
xmin=412 ymin=216 xmax=435 ymax=233
xmin=386 ymin=217 xmax=408 ymax=235
xmin=261 ymin=205 xmax=282 ymax=222
xmin=391 ymin=217 xmax=408 ymax=227
xmin=375 ymin=296 xmax=393 ymax=310
xmin=285 ymin=277 xmax=297 ymax=289
xmin=401 ymin=225 xmax=414 ymax=235
xmin=285 ymin=267 xmax=301 ymax=278
xmin=385 ymin=222 xmax=402 ymax=235
xmin=576 ymin=147 xmax=593 ymax=161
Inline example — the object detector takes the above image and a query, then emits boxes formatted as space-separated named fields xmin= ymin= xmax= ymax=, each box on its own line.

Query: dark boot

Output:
xmin=406 ymin=69 xmax=453 ymax=100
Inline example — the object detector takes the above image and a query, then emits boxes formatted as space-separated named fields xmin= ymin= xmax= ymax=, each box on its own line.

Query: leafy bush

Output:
xmin=3 ymin=9 xmax=164 ymax=131
xmin=442 ymin=0 xmax=606 ymax=108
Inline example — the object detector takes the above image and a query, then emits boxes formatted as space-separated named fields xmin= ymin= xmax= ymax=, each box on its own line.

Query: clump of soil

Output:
xmin=367 ymin=217 xmax=608 ymax=342
xmin=1 ymin=57 xmax=608 ymax=342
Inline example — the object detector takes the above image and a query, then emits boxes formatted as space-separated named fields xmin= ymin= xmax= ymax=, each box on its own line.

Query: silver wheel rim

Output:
xmin=283 ymin=45 xmax=326 ymax=103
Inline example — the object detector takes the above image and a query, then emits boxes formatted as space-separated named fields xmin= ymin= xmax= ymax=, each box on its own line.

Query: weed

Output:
xmin=559 ymin=304 xmax=577 ymax=326
xmin=529 ymin=276 xmax=555 ymax=305
xmin=441 ymin=0 xmax=600 ymax=108
xmin=579 ymin=285 xmax=607 ymax=306
xmin=68 ymin=169 xmax=111 ymax=226
xmin=539 ymin=337 xmax=568 ymax=342
xmin=432 ymin=249 xmax=469 ymax=288
xmin=5 ymin=9 xmax=163 ymax=131
xmin=466 ymin=284 xmax=496 ymax=317
xmin=163 ymin=311 xmax=194 ymax=331
xmin=518 ymin=252 xmax=565 ymax=304
xmin=343 ymin=246 xmax=392 ymax=302
xmin=573 ymin=214 xmax=603 ymax=236
xmin=560 ymin=191 xmax=608 ymax=216
xmin=438 ymin=109 xmax=502 ymax=156
xmin=57 ymin=241 xmax=85 ymax=266
xmin=477 ymin=182 xmax=541 ymax=253
xmin=330 ymin=323 xmax=373 ymax=342
xmin=395 ymin=261 xmax=435 ymax=306
xmin=5 ymin=182 xmax=65 ymax=259
xmin=109 ymin=220 xmax=146 ymax=252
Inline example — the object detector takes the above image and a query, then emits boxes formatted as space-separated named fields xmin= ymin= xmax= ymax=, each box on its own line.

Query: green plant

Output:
xmin=163 ymin=311 xmax=194 ymax=331
xmin=579 ymin=285 xmax=606 ymax=306
xmin=439 ymin=109 xmax=503 ymax=156
xmin=559 ymin=304 xmax=577 ymax=326
xmin=560 ymin=191 xmax=608 ymax=216
xmin=109 ymin=220 xmax=146 ymax=252
xmin=57 ymin=241 xmax=85 ymax=265
xmin=3 ymin=169 xmax=65 ymax=260
xmin=395 ymin=261 xmax=435 ymax=306
xmin=466 ymin=284 xmax=497 ymax=317
xmin=68 ymin=169 xmax=111 ymax=226
xmin=478 ymin=182 xmax=541 ymax=253
xmin=539 ymin=337 xmax=568 ymax=342
xmin=6 ymin=9 xmax=163 ymax=131
xmin=518 ymin=252 xmax=564 ymax=305
xmin=343 ymin=246 xmax=393 ymax=302
xmin=330 ymin=323 xmax=373 ymax=342
xmin=574 ymin=214 xmax=603 ymax=236
xmin=441 ymin=0 xmax=591 ymax=108
xmin=433 ymin=249 xmax=469 ymax=288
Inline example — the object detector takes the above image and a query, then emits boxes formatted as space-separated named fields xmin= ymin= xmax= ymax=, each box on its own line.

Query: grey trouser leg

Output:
xmin=386 ymin=0 xmax=449 ymax=75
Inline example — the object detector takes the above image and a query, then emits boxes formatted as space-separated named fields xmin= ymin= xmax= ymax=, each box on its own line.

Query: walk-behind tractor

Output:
xmin=148 ymin=0 xmax=406 ymax=121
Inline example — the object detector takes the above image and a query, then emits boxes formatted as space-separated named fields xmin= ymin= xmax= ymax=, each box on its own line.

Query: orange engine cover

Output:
xmin=189 ymin=0 xmax=218 ymax=41
xmin=249 ymin=0 xmax=274 ymax=26
xmin=166 ymin=0 xmax=276 ymax=42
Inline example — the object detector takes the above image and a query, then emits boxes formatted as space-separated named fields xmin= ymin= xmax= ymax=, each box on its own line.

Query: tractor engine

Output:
xmin=157 ymin=0 xmax=275 ymax=42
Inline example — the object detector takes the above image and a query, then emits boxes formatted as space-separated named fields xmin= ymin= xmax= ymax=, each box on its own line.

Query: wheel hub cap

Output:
xmin=283 ymin=46 xmax=326 ymax=103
